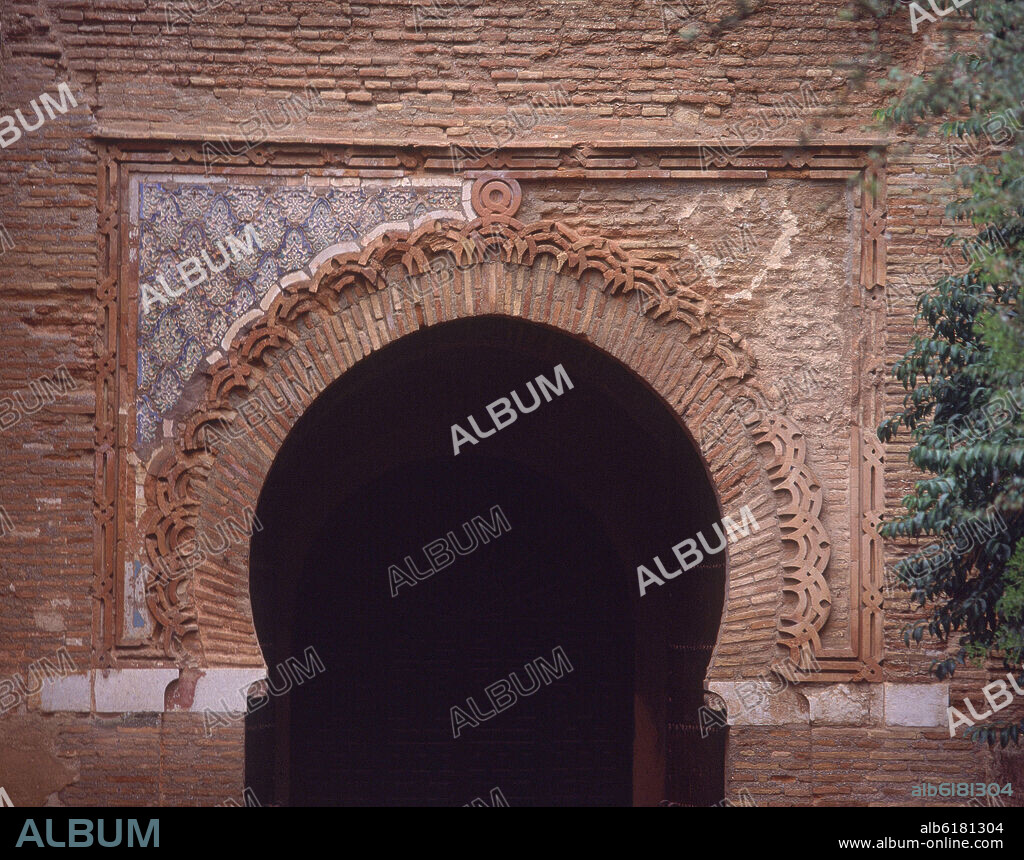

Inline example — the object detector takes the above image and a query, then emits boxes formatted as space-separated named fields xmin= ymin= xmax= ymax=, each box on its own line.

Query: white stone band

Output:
xmin=706 ymin=681 xmax=949 ymax=727
xmin=40 ymin=668 xmax=267 ymax=714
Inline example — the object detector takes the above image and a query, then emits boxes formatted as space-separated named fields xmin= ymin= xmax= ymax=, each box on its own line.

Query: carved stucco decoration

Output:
xmin=95 ymin=144 xmax=119 ymax=662
xmin=137 ymin=177 xmax=758 ymax=658
xmin=750 ymin=411 xmax=832 ymax=665
xmin=860 ymin=162 xmax=886 ymax=292
xmin=95 ymin=146 xmax=888 ymax=684
xmin=849 ymin=430 xmax=885 ymax=681
xmin=726 ymin=400 xmax=884 ymax=682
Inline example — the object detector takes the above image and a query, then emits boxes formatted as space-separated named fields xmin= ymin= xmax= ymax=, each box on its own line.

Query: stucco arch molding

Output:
xmin=127 ymin=174 xmax=871 ymax=687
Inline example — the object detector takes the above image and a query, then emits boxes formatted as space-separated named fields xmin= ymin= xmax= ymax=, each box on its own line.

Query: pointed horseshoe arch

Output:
xmin=139 ymin=208 xmax=834 ymax=690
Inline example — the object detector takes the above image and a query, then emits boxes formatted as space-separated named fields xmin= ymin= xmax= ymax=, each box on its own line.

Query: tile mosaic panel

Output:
xmin=136 ymin=180 xmax=467 ymax=445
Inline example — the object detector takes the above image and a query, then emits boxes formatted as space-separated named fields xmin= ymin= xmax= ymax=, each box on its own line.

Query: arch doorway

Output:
xmin=245 ymin=315 xmax=726 ymax=806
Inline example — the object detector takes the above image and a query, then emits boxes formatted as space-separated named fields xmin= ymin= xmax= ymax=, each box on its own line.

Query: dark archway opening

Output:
xmin=247 ymin=315 xmax=725 ymax=806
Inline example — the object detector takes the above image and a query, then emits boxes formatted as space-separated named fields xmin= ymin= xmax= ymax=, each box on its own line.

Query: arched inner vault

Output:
xmin=140 ymin=185 xmax=838 ymax=688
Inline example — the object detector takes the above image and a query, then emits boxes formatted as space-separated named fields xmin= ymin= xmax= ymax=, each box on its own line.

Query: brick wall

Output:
xmin=0 ymin=0 xmax=1019 ymax=806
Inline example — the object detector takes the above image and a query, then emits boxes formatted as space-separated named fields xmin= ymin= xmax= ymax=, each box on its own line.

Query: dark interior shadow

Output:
xmin=246 ymin=314 xmax=726 ymax=806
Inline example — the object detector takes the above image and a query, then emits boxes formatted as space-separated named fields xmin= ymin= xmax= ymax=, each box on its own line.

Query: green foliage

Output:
xmin=867 ymin=0 xmax=1024 ymax=741
xmin=993 ymin=537 xmax=1024 ymax=662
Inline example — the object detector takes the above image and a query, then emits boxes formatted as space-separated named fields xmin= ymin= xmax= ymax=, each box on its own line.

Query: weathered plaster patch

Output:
xmin=0 ymin=718 xmax=77 ymax=807
xmin=749 ymin=208 xmax=798 ymax=292
xmin=32 ymin=611 xmax=65 ymax=632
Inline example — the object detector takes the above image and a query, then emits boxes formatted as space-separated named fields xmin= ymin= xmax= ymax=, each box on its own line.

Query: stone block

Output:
xmin=39 ymin=673 xmax=91 ymax=713
xmin=190 ymin=668 xmax=268 ymax=713
xmin=884 ymin=683 xmax=949 ymax=727
xmin=94 ymin=669 xmax=179 ymax=713
xmin=804 ymin=683 xmax=883 ymax=726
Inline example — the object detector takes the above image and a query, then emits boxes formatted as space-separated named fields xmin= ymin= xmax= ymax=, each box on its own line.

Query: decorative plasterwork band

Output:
xmin=751 ymin=412 xmax=832 ymax=665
